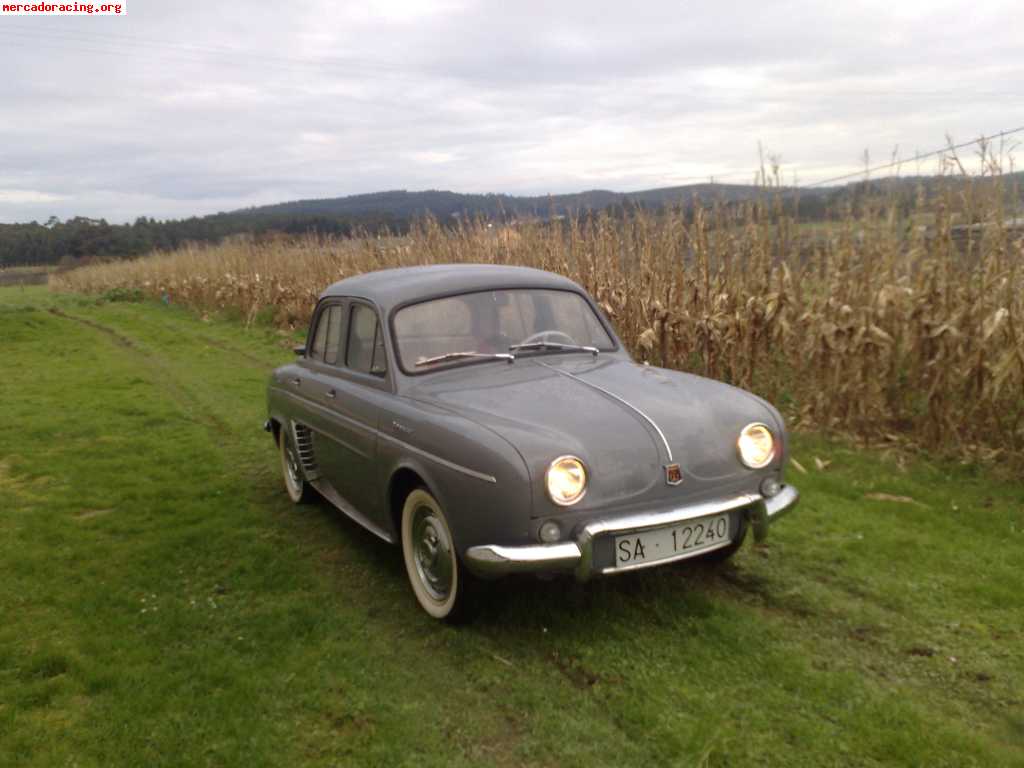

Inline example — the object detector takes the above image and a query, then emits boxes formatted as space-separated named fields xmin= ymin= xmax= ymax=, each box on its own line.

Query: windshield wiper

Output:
xmin=509 ymin=341 xmax=599 ymax=357
xmin=414 ymin=350 xmax=515 ymax=367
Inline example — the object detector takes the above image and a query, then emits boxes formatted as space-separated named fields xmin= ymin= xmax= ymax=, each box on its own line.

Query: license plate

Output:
xmin=614 ymin=512 xmax=731 ymax=568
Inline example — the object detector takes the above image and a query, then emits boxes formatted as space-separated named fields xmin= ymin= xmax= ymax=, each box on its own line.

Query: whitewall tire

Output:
xmin=401 ymin=488 xmax=476 ymax=621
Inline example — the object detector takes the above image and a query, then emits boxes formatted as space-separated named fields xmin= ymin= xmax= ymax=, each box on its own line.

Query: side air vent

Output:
xmin=292 ymin=423 xmax=320 ymax=480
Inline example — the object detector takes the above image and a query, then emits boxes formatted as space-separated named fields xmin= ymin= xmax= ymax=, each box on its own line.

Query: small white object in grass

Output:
xmin=865 ymin=493 xmax=927 ymax=508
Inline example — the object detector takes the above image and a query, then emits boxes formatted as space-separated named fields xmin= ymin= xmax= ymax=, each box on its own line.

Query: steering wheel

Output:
xmin=519 ymin=330 xmax=577 ymax=346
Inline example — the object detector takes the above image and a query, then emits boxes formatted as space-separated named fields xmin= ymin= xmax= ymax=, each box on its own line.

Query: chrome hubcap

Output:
xmin=412 ymin=506 xmax=453 ymax=601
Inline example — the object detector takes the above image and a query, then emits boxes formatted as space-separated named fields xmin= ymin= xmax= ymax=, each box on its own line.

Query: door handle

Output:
xmin=291 ymin=377 xmax=301 ymax=387
xmin=326 ymin=389 xmax=336 ymax=399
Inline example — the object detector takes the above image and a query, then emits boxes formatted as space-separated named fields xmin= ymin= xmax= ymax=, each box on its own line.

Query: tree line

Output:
xmin=0 ymin=212 xmax=402 ymax=268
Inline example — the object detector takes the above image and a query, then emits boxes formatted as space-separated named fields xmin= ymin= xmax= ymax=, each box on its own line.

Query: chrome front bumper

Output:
xmin=464 ymin=484 xmax=799 ymax=581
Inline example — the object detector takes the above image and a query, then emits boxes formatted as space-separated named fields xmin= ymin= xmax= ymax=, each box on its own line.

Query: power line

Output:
xmin=645 ymin=126 xmax=1024 ymax=189
xmin=804 ymin=126 xmax=1024 ymax=187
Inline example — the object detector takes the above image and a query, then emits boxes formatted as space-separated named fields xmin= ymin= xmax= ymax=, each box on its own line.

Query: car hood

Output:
xmin=406 ymin=354 xmax=781 ymax=514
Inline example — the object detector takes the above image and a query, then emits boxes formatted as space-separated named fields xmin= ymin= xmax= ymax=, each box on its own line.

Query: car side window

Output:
xmin=309 ymin=304 xmax=345 ymax=363
xmin=323 ymin=306 xmax=345 ymax=365
xmin=347 ymin=304 xmax=387 ymax=377
xmin=309 ymin=306 xmax=331 ymax=361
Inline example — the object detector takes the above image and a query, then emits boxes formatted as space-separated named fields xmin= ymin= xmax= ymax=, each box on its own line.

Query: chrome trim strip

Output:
xmin=464 ymin=542 xmax=582 ymax=578
xmin=537 ymin=361 xmax=674 ymax=462
xmin=301 ymin=419 xmax=372 ymax=459
xmin=765 ymin=484 xmax=799 ymax=520
xmin=746 ymin=484 xmax=799 ymax=542
xmin=580 ymin=493 xmax=760 ymax=538
xmin=279 ymin=388 xmax=378 ymax=438
xmin=277 ymin=388 xmax=497 ymax=484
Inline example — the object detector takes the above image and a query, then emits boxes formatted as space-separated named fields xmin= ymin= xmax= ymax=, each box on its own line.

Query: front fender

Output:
xmin=378 ymin=398 xmax=534 ymax=555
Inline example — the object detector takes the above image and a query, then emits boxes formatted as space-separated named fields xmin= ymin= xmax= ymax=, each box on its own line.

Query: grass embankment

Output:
xmin=1 ymin=286 xmax=1022 ymax=767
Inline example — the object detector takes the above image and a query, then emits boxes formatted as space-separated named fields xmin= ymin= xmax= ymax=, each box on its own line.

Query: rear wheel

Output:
xmin=400 ymin=488 xmax=478 ymax=622
xmin=279 ymin=427 xmax=314 ymax=504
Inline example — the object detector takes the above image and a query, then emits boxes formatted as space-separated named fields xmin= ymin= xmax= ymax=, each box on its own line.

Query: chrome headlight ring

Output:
xmin=545 ymin=455 xmax=588 ymax=506
xmin=737 ymin=422 xmax=776 ymax=469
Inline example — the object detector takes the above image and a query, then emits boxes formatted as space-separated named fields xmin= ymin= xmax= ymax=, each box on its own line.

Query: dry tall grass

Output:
xmin=54 ymin=183 xmax=1024 ymax=461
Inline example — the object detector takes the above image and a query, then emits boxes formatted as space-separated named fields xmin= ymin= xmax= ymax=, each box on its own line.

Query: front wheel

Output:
xmin=400 ymin=488 xmax=478 ymax=622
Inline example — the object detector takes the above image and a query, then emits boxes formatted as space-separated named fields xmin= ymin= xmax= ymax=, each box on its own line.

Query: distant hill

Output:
xmin=233 ymin=183 xmax=791 ymax=221
xmin=234 ymin=173 xmax=1023 ymax=223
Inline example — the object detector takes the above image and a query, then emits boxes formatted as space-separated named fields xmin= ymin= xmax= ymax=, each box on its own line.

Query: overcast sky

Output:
xmin=0 ymin=0 xmax=1021 ymax=223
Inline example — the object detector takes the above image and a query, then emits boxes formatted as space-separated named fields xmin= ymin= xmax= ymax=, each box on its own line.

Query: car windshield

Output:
xmin=393 ymin=288 xmax=615 ymax=372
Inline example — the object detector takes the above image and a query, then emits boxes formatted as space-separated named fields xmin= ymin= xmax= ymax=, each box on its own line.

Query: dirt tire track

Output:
xmin=187 ymin=329 xmax=279 ymax=369
xmin=49 ymin=306 xmax=136 ymax=348
xmin=127 ymin=311 xmax=280 ymax=370
xmin=48 ymin=307 xmax=235 ymax=436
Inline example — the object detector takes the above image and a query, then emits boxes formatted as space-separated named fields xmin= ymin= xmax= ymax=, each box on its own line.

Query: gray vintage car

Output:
xmin=265 ymin=264 xmax=798 ymax=620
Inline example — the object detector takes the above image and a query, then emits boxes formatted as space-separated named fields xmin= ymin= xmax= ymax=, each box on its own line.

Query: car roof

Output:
xmin=320 ymin=264 xmax=586 ymax=311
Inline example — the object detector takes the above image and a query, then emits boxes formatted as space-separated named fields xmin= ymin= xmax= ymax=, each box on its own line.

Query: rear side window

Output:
xmin=347 ymin=304 xmax=387 ymax=376
xmin=324 ymin=307 xmax=344 ymax=365
xmin=309 ymin=305 xmax=344 ymax=363
xmin=309 ymin=307 xmax=330 ymax=360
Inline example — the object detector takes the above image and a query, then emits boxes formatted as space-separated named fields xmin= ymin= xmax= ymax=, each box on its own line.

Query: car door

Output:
xmin=315 ymin=299 xmax=389 ymax=527
xmin=292 ymin=300 xmax=348 ymax=478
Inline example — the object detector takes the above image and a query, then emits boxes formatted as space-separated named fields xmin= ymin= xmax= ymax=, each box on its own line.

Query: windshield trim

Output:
xmin=388 ymin=285 xmax=620 ymax=377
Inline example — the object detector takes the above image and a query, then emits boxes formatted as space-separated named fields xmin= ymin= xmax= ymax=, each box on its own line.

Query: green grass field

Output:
xmin=1 ymin=285 xmax=1022 ymax=767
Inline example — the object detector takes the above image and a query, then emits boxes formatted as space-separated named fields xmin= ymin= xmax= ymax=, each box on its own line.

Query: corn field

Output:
xmin=54 ymin=183 xmax=1024 ymax=462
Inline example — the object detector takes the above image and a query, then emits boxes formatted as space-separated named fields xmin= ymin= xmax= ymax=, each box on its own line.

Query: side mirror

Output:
xmin=293 ymin=345 xmax=306 ymax=357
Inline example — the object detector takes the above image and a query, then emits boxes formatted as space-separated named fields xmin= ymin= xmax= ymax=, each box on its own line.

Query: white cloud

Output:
xmin=0 ymin=0 xmax=1020 ymax=223
xmin=406 ymin=151 xmax=456 ymax=165
xmin=0 ymin=189 xmax=64 ymax=204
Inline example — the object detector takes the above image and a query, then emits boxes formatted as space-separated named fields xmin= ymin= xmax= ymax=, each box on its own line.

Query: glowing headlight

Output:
xmin=545 ymin=455 xmax=587 ymax=506
xmin=737 ymin=423 xmax=776 ymax=468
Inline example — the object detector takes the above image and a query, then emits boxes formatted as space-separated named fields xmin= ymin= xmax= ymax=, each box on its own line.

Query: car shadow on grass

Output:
xmin=473 ymin=559 xmax=775 ymax=629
